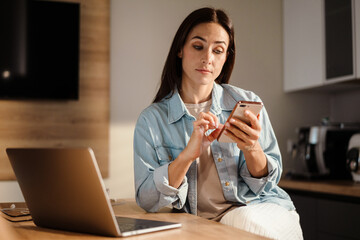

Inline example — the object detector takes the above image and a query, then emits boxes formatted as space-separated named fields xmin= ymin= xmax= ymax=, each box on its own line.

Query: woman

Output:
xmin=133 ymin=7 xmax=303 ymax=239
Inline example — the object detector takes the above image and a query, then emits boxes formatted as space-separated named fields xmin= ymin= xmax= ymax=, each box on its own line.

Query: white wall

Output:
xmin=0 ymin=0 xmax=331 ymax=202
xmin=0 ymin=182 xmax=24 ymax=202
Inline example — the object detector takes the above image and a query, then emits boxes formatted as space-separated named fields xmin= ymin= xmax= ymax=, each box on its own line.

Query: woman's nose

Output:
xmin=201 ymin=50 xmax=213 ymax=64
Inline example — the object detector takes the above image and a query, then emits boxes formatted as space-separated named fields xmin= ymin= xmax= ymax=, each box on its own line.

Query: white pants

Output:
xmin=220 ymin=203 xmax=303 ymax=240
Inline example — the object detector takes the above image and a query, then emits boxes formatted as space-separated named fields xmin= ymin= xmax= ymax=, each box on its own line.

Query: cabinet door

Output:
xmin=290 ymin=193 xmax=318 ymax=240
xmin=356 ymin=0 xmax=360 ymax=79
xmin=317 ymin=198 xmax=360 ymax=239
xmin=324 ymin=0 xmax=355 ymax=82
xmin=289 ymin=191 xmax=360 ymax=240
xmin=283 ymin=0 xmax=324 ymax=92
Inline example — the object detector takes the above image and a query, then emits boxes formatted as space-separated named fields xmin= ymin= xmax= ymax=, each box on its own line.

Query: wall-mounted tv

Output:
xmin=0 ymin=0 xmax=80 ymax=100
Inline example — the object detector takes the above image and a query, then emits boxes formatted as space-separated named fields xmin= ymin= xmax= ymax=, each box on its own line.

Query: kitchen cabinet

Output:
xmin=288 ymin=190 xmax=360 ymax=240
xmin=357 ymin=0 xmax=360 ymax=79
xmin=283 ymin=0 xmax=360 ymax=92
xmin=279 ymin=179 xmax=360 ymax=239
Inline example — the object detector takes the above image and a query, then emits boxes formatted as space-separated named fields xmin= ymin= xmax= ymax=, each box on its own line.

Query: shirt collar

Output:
xmin=167 ymin=89 xmax=188 ymax=124
xmin=210 ymin=82 xmax=237 ymax=115
xmin=167 ymin=82 xmax=237 ymax=124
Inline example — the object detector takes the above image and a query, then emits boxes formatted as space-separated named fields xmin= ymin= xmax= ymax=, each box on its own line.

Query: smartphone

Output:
xmin=217 ymin=101 xmax=263 ymax=143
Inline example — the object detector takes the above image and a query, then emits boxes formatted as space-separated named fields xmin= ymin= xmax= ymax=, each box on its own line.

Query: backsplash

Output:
xmin=330 ymin=88 xmax=360 ymax=123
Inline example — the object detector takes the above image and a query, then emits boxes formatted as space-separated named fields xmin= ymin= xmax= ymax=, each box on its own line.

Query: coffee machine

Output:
xmin=346 ymin=133 xmax=360 ymax=182
xmin=291 ymin=123 xmax=360 ymax=179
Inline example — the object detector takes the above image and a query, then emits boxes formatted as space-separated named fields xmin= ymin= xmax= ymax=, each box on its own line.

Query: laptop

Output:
xmin=6 ymin=147 xmax=181 ymax=237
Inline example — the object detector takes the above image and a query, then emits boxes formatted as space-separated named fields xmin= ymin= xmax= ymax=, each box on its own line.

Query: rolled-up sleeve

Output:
xmin=240 ymin=154 xmax=280 ymax=195
xmin=153 ymin=163 xmax=188 ymax=209
xmin=134 ymin=115 xmax=188 ymax=212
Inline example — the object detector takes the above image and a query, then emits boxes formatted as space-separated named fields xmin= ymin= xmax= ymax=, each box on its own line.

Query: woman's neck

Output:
xmin=180 ymin=82 xmax=213 ymax=104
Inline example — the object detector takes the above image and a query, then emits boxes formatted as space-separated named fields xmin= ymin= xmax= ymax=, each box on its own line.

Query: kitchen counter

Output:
xmin=279 ymin=179 xmax=360 ymax=239
xmin=278 ymin=179 xmax=360 ymax=199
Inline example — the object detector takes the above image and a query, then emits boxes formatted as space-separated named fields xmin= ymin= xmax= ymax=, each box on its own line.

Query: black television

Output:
xmin=0 ymin=0 xmax=80 ymax=100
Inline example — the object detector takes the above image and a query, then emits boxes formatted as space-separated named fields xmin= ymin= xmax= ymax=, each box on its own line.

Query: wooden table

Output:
xmin=0 ymin=199 xmax=269 ymax=240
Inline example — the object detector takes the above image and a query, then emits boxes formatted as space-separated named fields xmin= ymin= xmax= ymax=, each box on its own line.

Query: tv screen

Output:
xmin=0 ymin=0 xmax=80 ymax=100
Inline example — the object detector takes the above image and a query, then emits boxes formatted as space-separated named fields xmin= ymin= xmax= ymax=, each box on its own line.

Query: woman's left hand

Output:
xmin=223 ymin=110 xmax=261 ymax=152
xmin=223 ymin=110 xmax=268 ymax=178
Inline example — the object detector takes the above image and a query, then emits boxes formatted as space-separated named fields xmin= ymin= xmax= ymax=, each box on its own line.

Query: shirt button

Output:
xmin=225 ymin=182 xmax=230 ymax=186
xmin=217 ymin=158 xmax=222 ymax=162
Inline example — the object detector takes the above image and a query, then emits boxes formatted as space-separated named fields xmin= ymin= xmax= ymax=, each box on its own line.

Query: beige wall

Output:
xmin=1 ymin=0 xmax=333 ymax=202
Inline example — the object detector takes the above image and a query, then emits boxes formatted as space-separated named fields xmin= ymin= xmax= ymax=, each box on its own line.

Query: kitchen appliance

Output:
xmin=346 ymin=134 xmax=360 ymax=182
xmin=291 ymin=124 xmax=360 ymax=179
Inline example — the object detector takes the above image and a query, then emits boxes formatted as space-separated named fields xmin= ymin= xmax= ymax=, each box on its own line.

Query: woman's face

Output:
xmin=179 ymin=22 xmax=229 ymax=88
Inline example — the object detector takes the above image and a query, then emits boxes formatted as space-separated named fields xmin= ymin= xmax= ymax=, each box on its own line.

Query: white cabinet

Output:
xmin=283 ymin=0 xmax=360 ymax=92
xmin=356 ymin=0 xmax=360 ymax=79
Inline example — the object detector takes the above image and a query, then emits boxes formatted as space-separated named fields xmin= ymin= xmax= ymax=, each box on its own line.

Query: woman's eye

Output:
xmin=193 ymin=45 xmax=203 ymax=50
xmin=214 ymin=49 xmax=224 ymax=54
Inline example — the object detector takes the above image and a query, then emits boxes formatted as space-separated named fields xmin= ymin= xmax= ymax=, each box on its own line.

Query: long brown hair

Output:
xmin=153 ymin=7 xmax=235 ymax=103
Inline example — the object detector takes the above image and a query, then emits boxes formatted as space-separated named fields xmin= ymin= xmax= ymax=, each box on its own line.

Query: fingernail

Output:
xmin=244 ymin=110 xmax=249 ymax=115
xmin=225 ymin=122 xmax=230 ymax=128
xmin=229 ymin=118 xmax=235 ymax=123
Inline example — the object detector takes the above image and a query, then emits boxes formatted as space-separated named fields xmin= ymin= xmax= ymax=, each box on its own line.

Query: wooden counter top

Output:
xmin=279 ymin=179 xmax=360 ymax=198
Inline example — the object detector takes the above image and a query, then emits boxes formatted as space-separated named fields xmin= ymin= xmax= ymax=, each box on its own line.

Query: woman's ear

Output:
xmin=178 ymin=50 xmax=183 ymax=58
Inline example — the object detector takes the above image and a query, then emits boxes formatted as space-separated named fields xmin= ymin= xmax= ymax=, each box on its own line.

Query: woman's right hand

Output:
xmin=182 ymin=112 xmax=223 ymax=161
xmin=169 ymin=112 xmax=222 ymax=188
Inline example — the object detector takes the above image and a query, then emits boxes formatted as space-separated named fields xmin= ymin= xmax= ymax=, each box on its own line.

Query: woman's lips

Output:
xmin=196 ymin=69 xmax=212 ymax=74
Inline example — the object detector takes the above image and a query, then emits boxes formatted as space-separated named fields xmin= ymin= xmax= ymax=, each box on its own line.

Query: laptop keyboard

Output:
xmin=115 ymin=216 xmax=179 ymax=233
xmin=118 ymin=223 xmax=137 ymax=232
xmin=116 ymin=217 xmax=150 ymax=232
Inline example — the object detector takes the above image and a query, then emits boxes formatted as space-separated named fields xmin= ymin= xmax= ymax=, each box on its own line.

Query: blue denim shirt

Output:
xmin=133 ymin=83 xmax=295 ymax=215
